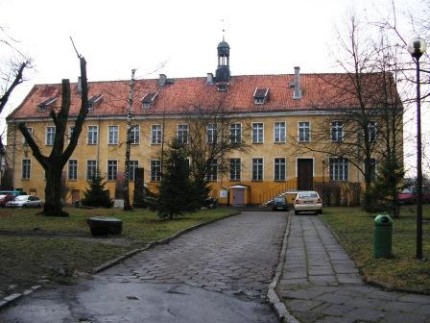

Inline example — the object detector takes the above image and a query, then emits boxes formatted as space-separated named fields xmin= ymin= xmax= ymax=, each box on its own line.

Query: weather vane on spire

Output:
xmin=220 ymin=18 xmax=226 ymax=40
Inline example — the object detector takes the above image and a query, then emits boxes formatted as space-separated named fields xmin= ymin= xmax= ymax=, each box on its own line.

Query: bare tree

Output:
xmin=18 ymin=45 xmax=89 ymax=216
xmin=184 ymin=103 xmax=249 ymax=203
xmin=122 ymin=69 xmax=136 ymax=211
xmin=293 ymin=15 xmax=404 ymax=211
xmin=375 ymin=0 xmax=430 ymax=174
xmin=0 ymin=28 xmax=31 ymax=114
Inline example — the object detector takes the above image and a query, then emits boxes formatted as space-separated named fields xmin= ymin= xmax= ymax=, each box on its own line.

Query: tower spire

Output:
xmin=215 ymin=32 xmax=231 ymax=86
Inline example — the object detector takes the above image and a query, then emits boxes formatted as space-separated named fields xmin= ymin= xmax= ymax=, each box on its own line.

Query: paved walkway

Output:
xmin=2 ymin=210 xmax=430 ymax=323
xmin=277 ymin=214 xmax=430 ymax=323
xmin=0 ymin=211 xmax=286 ymax=323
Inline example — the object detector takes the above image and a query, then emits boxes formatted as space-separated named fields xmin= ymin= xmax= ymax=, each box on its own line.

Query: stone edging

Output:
xmin=267 ymin=211 xmax=300 ymax=323
xmin=319 ymin=216 xmax=430 ymax=297
xmin=0 ymin=210 xmax=241 ymax=310
xmin=0 ymin=285 xmax=42 ymax=310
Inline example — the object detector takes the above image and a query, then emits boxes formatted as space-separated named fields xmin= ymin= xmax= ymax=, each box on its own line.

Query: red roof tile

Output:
xmin=6 ymin=72 xmax=400 ymax=121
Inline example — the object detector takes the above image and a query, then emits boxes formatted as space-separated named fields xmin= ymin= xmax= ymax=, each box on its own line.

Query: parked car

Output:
xmin=0 ymin=190 xmax=27 ymax=198
xmin=271 ymin=197 xmax=289 ymax=211
xmin=6 ymin=195 xmax=43 ymax=208
xmin=294 ymin=191 xmax=323 ymax=215
xmin=397 ymin=189 xmax=416 ymax=205
xmin=0 ymin=194 xmax=15 ymax=207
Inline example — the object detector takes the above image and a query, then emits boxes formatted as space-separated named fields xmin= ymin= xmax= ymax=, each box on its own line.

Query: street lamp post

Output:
xmin=408 ymin=37 xmax=426 ymax=260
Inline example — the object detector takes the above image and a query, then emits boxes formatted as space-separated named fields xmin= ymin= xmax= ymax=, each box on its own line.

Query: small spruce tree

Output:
xmin=81 ymin=169 xmax=113 ymax=208
xmin=158 ymin=140 xmax=197 ymax=219
xmin=368 ymin=156 xmax=404 ymax=217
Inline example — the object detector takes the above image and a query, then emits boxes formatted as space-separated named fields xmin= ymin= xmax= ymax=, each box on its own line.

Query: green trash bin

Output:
xmin=374 ymin=214 xmax=393 ymax=258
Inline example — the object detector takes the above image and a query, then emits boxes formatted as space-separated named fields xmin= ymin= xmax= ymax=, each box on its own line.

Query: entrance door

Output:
xmin=231 ymin=188 xmax=245 ymax=206
xmin=297 ymin=159 xmax=314 ymax=190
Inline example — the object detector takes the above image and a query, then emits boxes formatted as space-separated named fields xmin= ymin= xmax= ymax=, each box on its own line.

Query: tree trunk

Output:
xmin=44 ymin=164 xmax=68 ymax=216
xmin=122 ymin=69 xmax=135 ymax=211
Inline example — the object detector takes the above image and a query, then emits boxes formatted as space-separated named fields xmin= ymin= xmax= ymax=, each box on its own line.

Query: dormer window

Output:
xmin=141 ymin=92 xmax=158 ymax=109
xmin=88 ymin=94 xmax=103 ymax=110
xmin=37 ymin=97 xmax=57 ymax=112
xmin=253 ymin=88 xmax=269 ymax=105
xmin=216 ymin=83 xmax=228 ymax=92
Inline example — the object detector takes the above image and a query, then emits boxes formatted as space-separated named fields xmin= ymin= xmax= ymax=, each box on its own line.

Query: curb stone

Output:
xmin=267 ymin=211 xmax=300 ymax=323
xmin=93 ymin=209 xmax=241 ymax=274
xmin=0 ymin=285 xmax=41 ymax=310
xmin=0 ymin=210 xmax=241 ymax=310
xmin=320 ymin=216 xmax=430 ymax=296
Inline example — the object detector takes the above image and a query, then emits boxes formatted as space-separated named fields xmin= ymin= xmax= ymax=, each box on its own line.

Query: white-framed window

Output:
xmin=88 ymin=126 xmax=98 ymax=145
xmin=129 ymin=125 xmax=140 ymax=144
xmin=367 ymin=121 xmax=377 ymax=142
xmin=207 ymin=124 xmax=217 ymax=144
xmin=298 ymin=121 xmax=311 ymax=142
xmin=252 ymin=122 xmax=264 ymax=143
xmin=127 ymin=160 xmax=138 ymax=180
xmin=274 ymin=158 xmax=286 ymax=181
xmin=331 ymin=121 xmax=343 ymax=142
xmin=151 ymin=160 xmax=161 ymax=182
xmin=22 ymin=159 xmax=31 ymax=179
xmin=230 ymin=158 xmax=241 ymax=181
xmin=230 ymin=123 xmax=242 ymax=144
xmin=252 ymin=158 xmax=264 ymax=181
xmin=177 ymin=124 xmax=189 ymax=144
xmin=151 ymin=124 xmax=162 ymax=144
xmin=46 ymin=126 xmax=56 ymax=145
xmin=86 ymin=160 xmax=97 ymax=180
xmin=329 ymin=158 xmax=348 ymax=181
xmin=68 ymin=159 xmax=78 ymax=180
xmin=108 ymin=125 xmax=119 ymax=145
xmin=208 ymin=159 xmax=218 ymax=181
xmin=107 ymin=160 xmax=118 ymax=181
xmin=274 ymin=122 xmax=286 ymax=143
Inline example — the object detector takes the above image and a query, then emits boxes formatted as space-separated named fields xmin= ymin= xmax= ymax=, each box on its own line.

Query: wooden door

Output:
xmin=232 ymin=188 xmax=245 ymax=206
xmin=297 ymin=159 xmax=314 ymax=190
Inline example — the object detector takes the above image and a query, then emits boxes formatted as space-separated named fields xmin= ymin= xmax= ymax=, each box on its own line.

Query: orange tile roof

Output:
xmin=6 ymin=72 xmax=399 ymax=121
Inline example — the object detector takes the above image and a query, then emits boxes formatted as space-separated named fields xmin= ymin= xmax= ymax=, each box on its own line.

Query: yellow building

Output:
xmin=5 ymin=39 xmax=403 ymax=206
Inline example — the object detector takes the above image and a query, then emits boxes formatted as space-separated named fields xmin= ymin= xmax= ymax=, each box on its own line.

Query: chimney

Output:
xmin=206 ymin=73 xmax=214 ymax=84
xmin=293 ymin=66 xmax=302 ymax=99
xmin=159 ymin=74 xmax=167 ymax=87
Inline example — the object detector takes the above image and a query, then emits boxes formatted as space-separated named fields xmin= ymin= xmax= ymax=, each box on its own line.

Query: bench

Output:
xmin=87 ymin=217 xmax=123 ymax=236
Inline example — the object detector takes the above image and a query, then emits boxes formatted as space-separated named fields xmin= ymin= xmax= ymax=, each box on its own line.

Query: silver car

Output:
xmin=294 ymin=191 xmax=322 ymax=215
xmin=6 ymin=195 xmax=43 ymax=208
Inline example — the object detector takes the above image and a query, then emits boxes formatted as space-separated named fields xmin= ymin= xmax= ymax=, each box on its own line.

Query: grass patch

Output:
xmin=0 ymin=207 xmax=236 ymax=293
xmin=321 ymin=205 xmax=430 ymax=292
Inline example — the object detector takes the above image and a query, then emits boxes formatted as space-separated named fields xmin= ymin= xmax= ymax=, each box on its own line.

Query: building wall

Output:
xmin=6 ymin=111 xmax=388 ymax=206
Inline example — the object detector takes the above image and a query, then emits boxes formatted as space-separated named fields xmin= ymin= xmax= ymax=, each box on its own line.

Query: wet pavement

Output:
xmin=0 ymin=211 xmax=287 ymax=323
xmin=2 ymin=210 xmax=430 ymax=323
xmin=277 ymin=215 xmax=430 ymax=323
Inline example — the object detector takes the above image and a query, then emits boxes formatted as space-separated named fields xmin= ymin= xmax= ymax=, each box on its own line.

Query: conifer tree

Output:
xmin=158 ymin=140 xmax=197 ymax=219
xmin=81 ymin=169 xmax=113 ymax=208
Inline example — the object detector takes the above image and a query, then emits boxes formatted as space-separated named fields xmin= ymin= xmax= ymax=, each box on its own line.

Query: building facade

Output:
xmin=5 ymin=39 xmax=403 ymax=206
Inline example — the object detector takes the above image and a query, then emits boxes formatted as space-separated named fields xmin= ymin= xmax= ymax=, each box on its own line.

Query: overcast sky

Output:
xmin=0 ymin=0 xmax=427 ymax=176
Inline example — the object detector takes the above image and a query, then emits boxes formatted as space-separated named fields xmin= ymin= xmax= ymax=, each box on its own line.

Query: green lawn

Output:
xmin=321 ymin=205 xmax=430 ymax=292
xmin=0 ymin=207 xmax=237 ymax=293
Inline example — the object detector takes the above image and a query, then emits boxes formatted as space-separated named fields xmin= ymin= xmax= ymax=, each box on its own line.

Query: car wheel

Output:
xmin=318 ymin=209 xmax=323 ymax=214
xmin=294 ymin=210 xmax=299 ymax=215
